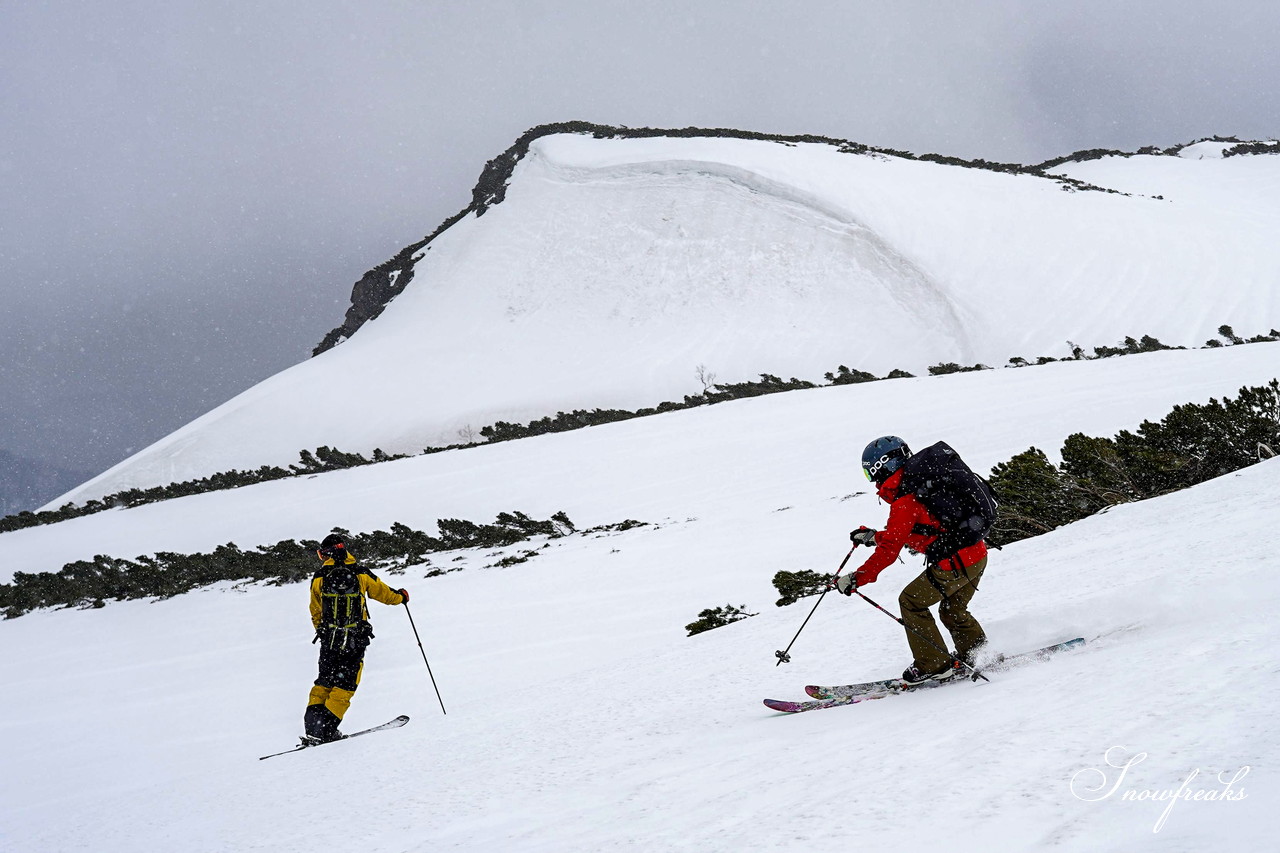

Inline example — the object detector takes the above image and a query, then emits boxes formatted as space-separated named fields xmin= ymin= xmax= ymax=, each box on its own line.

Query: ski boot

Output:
xmin=901 ymin=662 xmax=956 ymax=686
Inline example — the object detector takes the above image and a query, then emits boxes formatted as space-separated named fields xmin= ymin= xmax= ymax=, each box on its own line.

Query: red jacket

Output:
xmin=853 ymin=469 xmax=988 ymax=586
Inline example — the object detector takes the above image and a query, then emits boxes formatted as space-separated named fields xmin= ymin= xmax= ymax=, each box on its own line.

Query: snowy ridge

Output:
xmin=2 ymin=340 xmax=1276 ymax=850
xmin=56 ymin=133 xmax=1280 ymax=505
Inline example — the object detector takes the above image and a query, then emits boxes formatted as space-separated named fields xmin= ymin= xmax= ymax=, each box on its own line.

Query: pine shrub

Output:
xmin=685 ymin=604 xmax=757 ymax=637
xmin=0 ymin=510 xmax=579 ymax=619
xmin=771 ymin=569 xmax=829 ymax=606
xmin=825 ymin=365 xmax=879 ymax=385
xmin=988 ymin=380 xmax=1279 ymax=546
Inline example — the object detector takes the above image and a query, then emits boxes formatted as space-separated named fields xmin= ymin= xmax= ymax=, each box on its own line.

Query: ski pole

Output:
xmin=850 ymin=588 xmax=990 ymax=683
xmin=403 ymin=601 xmax=448 ymax=714
xmin=774 ymin=546 xmax=856 ymax=666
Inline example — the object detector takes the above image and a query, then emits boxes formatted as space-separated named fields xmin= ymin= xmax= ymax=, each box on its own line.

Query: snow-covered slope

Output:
xmin=58 ymin=133 xmax=1280 ymax=503
xmin=8 ymin=341 xmax=1279 ymax=580
xmin=3 ymin=344 xmax=1275 ymax=851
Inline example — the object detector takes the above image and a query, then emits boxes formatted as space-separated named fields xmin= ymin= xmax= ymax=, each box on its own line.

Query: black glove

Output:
xmin=398 ymin=588 xmax=409 ymax=603
xmin=835 ymin=573 xmax=859 ymax=595
xmin=849 ymin=526 xmax=877 ymax=548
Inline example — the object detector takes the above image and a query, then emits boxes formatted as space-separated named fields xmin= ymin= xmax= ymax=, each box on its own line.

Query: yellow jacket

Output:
xmin=310 ymin=554 xmax=406 ymax=630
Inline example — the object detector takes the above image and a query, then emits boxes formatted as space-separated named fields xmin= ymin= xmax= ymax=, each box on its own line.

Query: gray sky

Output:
xmin=2 ymin=0 xmax=1277 ymax=482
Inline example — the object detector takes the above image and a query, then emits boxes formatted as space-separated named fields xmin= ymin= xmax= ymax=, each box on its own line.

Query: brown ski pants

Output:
xmin=898 ymin=556 xmax=987 ymax=672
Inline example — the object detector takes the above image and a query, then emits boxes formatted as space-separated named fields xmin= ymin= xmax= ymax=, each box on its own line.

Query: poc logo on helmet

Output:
xmin=866 ymin=454 xmax=893 ymax=479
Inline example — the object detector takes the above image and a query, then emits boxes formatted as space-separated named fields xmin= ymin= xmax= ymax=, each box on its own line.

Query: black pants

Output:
xmin=315 ymin=643 xmax=366 ymax=692
xmin=305 ymin=637 xmax=368 ymax=736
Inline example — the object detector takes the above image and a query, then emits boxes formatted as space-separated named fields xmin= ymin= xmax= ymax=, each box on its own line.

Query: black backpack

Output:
xmin=316 ymin=565 xmax=372 ymax=652
xmin=896 ymin=441 xmax=998 ymax=564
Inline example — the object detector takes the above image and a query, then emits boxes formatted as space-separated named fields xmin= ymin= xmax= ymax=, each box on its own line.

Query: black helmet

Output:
xmin=862 ymin=436 xmax=911 ymax=485
xmin=317 ymin=533 xmax=348 ymax=560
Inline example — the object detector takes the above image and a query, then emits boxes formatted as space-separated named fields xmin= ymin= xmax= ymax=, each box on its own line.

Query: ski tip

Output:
xmin=1036 ymin=637 xmax=1086 ymax=655
xmin=763 ymin=699 xmax=803 ymax=713
xmin=804 ymin=686 xmax=823 ymax=699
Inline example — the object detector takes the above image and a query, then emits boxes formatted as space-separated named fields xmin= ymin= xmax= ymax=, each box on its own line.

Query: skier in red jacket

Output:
xmin=834 ymin=436 xmax=989 ymax=684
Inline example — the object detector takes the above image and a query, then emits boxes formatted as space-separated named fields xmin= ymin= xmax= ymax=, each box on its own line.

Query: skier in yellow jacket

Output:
xmin=304 ymin=533 xmax=408 ymax=744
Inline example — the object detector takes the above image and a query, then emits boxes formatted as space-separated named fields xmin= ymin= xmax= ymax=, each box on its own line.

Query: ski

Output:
xmin=763 ymin=638 xmax=1087 ymax=713
xmin=804 ymin=637 xmax=1085 ymax=700
xmin=258 ymin=714 xmax=410 ymax=760
xmin=766 ymin=673 xmax=962 ymax=714
xmin=804 ymin=675 xmax=902 ymax=700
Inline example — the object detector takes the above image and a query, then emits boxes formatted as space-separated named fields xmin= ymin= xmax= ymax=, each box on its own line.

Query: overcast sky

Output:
xmin=2 ymin=1 xmax=1277 ymax=485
